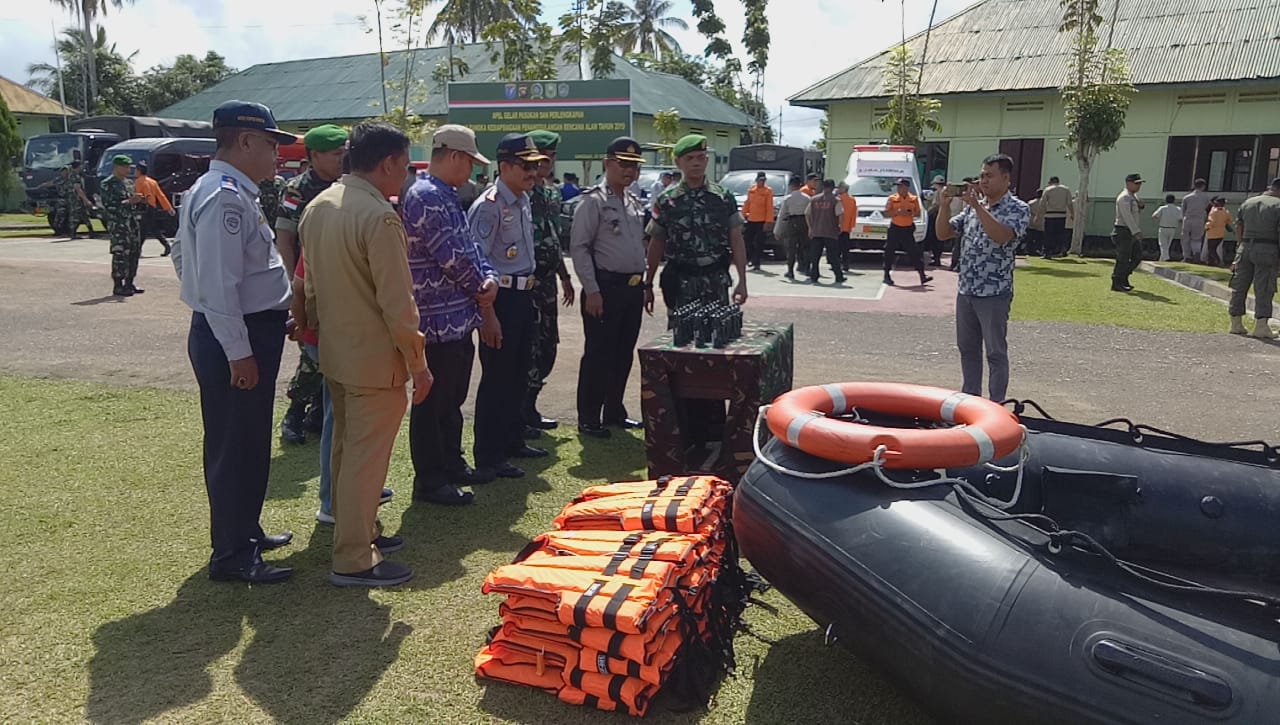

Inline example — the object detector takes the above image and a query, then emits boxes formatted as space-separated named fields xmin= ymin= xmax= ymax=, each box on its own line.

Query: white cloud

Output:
xmin=0 ymin=0 xmax=975 ymax=151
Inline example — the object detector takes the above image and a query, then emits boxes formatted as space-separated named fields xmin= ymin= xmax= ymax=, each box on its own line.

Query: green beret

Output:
xmin=111 ymin=154 xmax=132 ymax=166
xmin=303 ymin=124 xmax=349 ymax=152
xmin=673 ymin=134 xmax=708 ymax=158
xmin=528 ymin=129 xmax=560 ymax=152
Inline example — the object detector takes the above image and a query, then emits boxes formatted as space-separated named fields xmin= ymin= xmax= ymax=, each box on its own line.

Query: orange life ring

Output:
xmin=765 ymin=382 xmax=1023 ymax=469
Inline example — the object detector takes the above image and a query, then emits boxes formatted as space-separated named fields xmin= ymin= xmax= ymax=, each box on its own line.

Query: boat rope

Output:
xmin=949 ymin=486 xmax=1280 ymax=610
xmin=751 ymin=405 xmax=1030 ymax=511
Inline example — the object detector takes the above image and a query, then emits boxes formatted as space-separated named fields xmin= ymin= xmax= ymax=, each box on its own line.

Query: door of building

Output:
xmin=998 ymin=138 xmax=1045 ymax=201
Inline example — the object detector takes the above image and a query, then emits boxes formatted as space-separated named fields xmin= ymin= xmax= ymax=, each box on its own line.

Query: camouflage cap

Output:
xmin=303 ymin=124 xmax=349 ymax=152
xmin=527 ymin=129 xmax=560 ymax=152
xmin=111 ymin=154 xmax=132 ymax=166
xmin=673 ymin=134 xmax=708 ymax=158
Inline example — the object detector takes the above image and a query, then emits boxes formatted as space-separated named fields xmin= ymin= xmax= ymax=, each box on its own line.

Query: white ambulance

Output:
xmin=843 ymin=144 xmax=927 ymax=249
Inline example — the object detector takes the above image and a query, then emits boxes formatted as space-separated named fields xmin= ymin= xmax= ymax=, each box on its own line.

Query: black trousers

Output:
xmin=474 ymin=287 xmax=535 ymax=467
xmin=808 ymin=237 xmax=841 ymax=279
xmin=187 ymin=309 xmax=287 ymax=570
xmin=744 ymin=221 xmax=765 ymax=267
xmin=410 ymin=334 xmax=475 ymax=494
xmin=142 ymin=206 xmax=170 ymax=246
xmin=1043 ymin=217 xmax=1067 ymax=257
xmin=924 ymin=207 xmax=943 ymax=264
xmin=577 ymin=279 xmax=644 ymax=426
xmin=884 ymin=224 xmax=924 ymax=273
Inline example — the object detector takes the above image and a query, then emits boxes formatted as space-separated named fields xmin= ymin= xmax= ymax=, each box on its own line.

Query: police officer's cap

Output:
xmin=496 ymin=133 xmax=549 ymax=163
xmin=895 ymin=177 xmax=911 ymax=186
xmin=136 ymin=161 xmax=148 ymax=172
xmin=527 ymin=129 xmax=560 ymax=152
xmin=755 ymin=171 xmax=767 ymax=180
xmin=303 ymin=124 xmax=349 ymax=152
xmin=606 ymin=137 xmax=645 ymax=163
xmin=112 ymin=154 xmax=132 ymax=166
xmin=212 ymin=100 xmax=297 ymax=145
xmin=806 ymin=172 xmax=820 ymax=180
xmin=1125 ymin=173 xmax=1144 ymax=183
xmin=672 ymin=134 xmax=707 ymax=158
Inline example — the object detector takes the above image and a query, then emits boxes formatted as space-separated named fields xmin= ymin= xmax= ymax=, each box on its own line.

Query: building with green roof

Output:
xmin=791 ymin=0 xmax=1280 ymax=239
xmin=159 ymin=43 xmax=753 ymax=178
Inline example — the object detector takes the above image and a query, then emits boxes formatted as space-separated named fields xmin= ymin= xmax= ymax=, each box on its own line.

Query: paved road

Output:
xmin=2 ymin=235 xmax=1278 ymax=441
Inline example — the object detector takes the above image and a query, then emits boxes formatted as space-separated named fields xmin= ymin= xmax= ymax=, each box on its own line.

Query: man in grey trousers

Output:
xmin=936 ymin=153 xmax=1031 ymax=401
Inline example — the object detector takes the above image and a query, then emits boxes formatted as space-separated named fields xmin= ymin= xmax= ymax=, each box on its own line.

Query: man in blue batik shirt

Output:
xmin=401 ymin=125 xmax=500 ymax=506
xmin=936 ymin=153 xmax=1030 ymax=402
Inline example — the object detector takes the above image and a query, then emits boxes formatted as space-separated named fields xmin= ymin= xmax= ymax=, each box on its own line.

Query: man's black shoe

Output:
xmin=605 ymin=418 xmax=643 ymax=430
xmin=379 ymin=487 xmax=394 ymax=505
xmin=281 ymin=410 xmax=307 ymax=444
xmin=303 ymin=405 xmax=323 ymax=433
xmin=127 ymin=283 xmax=145 ymax=294
xmin=834 ymin=275 xmax=847 ymax=284
xmin=579 ymin=423 xmax=612 ymax=438
xmin=457 ymin=466 xmax=496 ymax=486
xmin=259 ymin=531 xmax=294 ymax=550
xmin=784 ymin=270 xmax=794 ymax=279
xmin=508 ymin=445 xmax=549 ymax=458
xmin=883 ymin=276 xmax=895 ymax=286
xmin=1111 ymin=283 xmax=1131 ymax=292
xmin=523 ymin=425 xmax=543 ymax=440
xmin=476 ymin=462 xmax=525 ymax=479
xmin=530 ymin=414 xmax=558 ymax=430
xmin=330 ymin=561 xmax=413 ymax=588
xmin=374 ymin=534 xmax=404 ymax=554
xmin=210 ymin=562 xmax=293 ymax=584
xmin=414 ymin=484 xmax=475 ymax=506
xmin=113 ymin=285 xmax=133 ymax=297
xmin=919 ymin=275 xmax=933 ymax=285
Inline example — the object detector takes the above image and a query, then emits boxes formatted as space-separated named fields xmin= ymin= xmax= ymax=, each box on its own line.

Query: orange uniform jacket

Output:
xmin=743 ymin=184 xmax=775 ymax=223
xmin=838 ymin=191 xmax=858 ymax=233
xmin=134 ymin=174 xmax=174 ymax=212
xmin=885 ymin=192 xmax=921 ymax=227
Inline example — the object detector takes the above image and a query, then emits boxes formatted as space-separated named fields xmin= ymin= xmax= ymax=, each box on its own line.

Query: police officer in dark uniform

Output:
xmin=467 ymin=133 xmax=550 ymax=479
xmin=570 ymin=137 xmax=648 ymax=438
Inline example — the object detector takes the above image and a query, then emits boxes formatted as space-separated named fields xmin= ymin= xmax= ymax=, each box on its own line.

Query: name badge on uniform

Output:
xmin=610 ymin=219 xmax=621 ymax=235
xmin=505 ymin=244 xmax=519 ymax=259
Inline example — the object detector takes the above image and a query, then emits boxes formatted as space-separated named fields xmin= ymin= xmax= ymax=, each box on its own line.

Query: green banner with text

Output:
xmin=447 ymin=79 xmax=631 ymax=161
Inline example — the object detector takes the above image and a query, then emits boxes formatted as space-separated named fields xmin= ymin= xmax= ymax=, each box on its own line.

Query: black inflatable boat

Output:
xmin=735 ymin=402 xmax=1280 ymax=725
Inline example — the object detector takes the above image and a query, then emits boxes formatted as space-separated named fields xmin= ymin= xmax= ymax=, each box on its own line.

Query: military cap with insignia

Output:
xmin=606 ymin=136 xmax=645 ymax=163
xmin=496 ymin=133 xmax=549 ymax=162
xmin=211 ymin=100 xmax=297 ymax=144
xmin=303 ymin=124 xmax=349 ymax=152
xmin=527 ymin=129 xmax=560 ymax=152
xmin=672 ymin=134 xmax=708 ymax=158
xmin=112 ymin=154 xmax=132 ymax=166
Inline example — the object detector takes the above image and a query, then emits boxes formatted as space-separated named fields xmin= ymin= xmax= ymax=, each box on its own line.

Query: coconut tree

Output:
xmin=49 ymin=0 xmax=135 ymax=115
xmin=425 ymin=0 xmax=537 ymax=44
xmin=618 ymin=0 xmax=687 ymax=59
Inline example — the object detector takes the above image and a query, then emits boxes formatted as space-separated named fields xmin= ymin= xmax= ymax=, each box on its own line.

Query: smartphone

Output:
xmin=946 ymin=183 xmax=968 ymax=196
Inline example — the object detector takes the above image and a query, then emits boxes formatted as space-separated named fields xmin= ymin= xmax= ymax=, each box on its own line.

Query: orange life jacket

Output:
xmin=499 ymin=604 xmax=676 ymax=665
xmin=476 ymin=638 xmax=660 ymax=716
xmin=554 ymin=477 xmax=730 ymax=534
xmin=484 ymin=562 xmax=673 ymax=634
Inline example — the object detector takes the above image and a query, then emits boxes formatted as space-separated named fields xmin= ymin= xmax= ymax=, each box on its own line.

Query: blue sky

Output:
xmin=0 ymin=0 xmax=973 ymax=145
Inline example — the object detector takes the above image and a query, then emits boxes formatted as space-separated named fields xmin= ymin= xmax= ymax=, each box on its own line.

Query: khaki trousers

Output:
xmin=328 ymin=379 xmax=407 ymax=574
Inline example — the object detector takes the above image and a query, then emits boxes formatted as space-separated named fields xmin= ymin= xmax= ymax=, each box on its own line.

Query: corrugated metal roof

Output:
xmin=790 ymin=0 xmax=1280 ymax=105
xmin=159 ymin=43 xmax=752 ymax=127
xmin=0 ymin=74 xmax=78 ymax=116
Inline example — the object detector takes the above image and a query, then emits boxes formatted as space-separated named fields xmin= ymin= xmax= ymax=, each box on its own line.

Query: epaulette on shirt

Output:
xmin=481 ymin=186 xmax=499 ymax=203
xmin=219 ymin=175 xmax=239 ymax=193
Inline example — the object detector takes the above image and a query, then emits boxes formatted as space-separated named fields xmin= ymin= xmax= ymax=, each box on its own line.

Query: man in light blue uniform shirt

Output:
xmin=170 ymin=100 xmax=299 ymax=584
xmin=466 ymin=133 xmax=547 ymax=479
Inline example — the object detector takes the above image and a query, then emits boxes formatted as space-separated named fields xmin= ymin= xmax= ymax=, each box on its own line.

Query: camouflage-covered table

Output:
xmin=638 ymin=323 xmax=794 ymax=483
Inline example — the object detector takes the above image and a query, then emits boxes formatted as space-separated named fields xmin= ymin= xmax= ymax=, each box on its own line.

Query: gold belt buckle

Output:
xmin=499 ymin=274 xmax=513 ymax=288
xmin=525 ymin=277 xmax=537 ymax=290
xmin=627 ymin=274 xmax=642 ymax=287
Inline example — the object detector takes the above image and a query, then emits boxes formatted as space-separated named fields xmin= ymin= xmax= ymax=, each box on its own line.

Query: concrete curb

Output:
xmin=1140 ymin=261 xmax=1253 ymax=314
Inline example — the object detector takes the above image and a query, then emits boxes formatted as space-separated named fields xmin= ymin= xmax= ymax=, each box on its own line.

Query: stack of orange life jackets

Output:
xmin=475 ymin=474 xmax=764 ymax=716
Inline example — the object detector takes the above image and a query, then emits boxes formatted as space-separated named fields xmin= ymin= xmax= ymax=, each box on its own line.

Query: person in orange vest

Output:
xmin=883 ymin=178 xmax=930 ymax=286
xmin=134 ymin=161 xmax=175 ymax=256
xmin=836 ymin=181 xmax=858 ymax=274
xmin=742 ymin=172 xmax=775 ymax=271
xmin=803 ymin=173 xmax=820 ymax=197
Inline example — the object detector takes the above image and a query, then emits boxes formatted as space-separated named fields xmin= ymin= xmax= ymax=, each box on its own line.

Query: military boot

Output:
xmin=1248 ymin=318 xmax=1278 ymax=339
xmin=281 ymin=405 xmax=307 ymax=444
xmin=1229 ymin=316 xmax=1248 ymax=335
xmin=303 ymin=404 xmax=323 ymax=434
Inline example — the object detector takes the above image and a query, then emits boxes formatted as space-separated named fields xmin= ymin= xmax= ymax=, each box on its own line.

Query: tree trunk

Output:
xmin=82 ymin=5 xmax=96 ymax=115
xmin=1070 ymin=153 xmax=1091 ymax=256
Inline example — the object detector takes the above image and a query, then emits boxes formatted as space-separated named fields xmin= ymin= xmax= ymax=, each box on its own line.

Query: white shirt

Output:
xmin=779 ymin=190 xmax=811 ymax=220
xmin=172 ymin=160 xmax=291 ymax=360
xmin=1153 ymin=203 xmax=1182 ymax=229
xmin=1115 ymin=190 xmax=1142 ymax=234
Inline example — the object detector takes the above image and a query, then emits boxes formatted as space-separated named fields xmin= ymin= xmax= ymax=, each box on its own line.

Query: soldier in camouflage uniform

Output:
xmin=645 ymin=134 xmax=748 ymax=320
xmin=258 ymin=173 xmax=284 ymax=230
xmin=65 ymin=160 xmax=94 ymax=239
xmin=274 ymin=124 xmax=348 ymax=444
xmin=644 ymin=134 xmax=749 ymax=447
xmin=523 ymin=129 xmax=576 ymax=434
xmin=101 ymin=154 xmax=145 ymax=297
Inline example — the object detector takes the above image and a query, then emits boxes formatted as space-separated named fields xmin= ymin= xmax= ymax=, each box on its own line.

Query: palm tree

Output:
xmin=424 ymin=0 xmax=537 ymax=44
xmin=618 ymin=0 xmax=687 ymax=59
xmin=27 ymin=25 xmax=136 ymax=112
xmin=49 ymin=0 xmax=136 ymax=115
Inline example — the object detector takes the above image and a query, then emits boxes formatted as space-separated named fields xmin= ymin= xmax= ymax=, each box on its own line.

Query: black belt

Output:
xmin=595 ymin=269 xmax=645 ymax=287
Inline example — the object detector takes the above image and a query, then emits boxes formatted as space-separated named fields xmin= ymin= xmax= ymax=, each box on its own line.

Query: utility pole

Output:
xmin=52 ymin=20 xmax=68 ymax=130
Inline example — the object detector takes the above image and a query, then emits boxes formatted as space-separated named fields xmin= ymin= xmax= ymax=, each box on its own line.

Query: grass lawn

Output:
xmin=0 ymin=213 xmax=49 ymax=227
xmin=0 ymin=212 xmax=106 ymax=239
xmin=0 ymin=376 xmax=930 ymax=725
xmin=1011 ymin=256 xmax=1228 ymax=332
